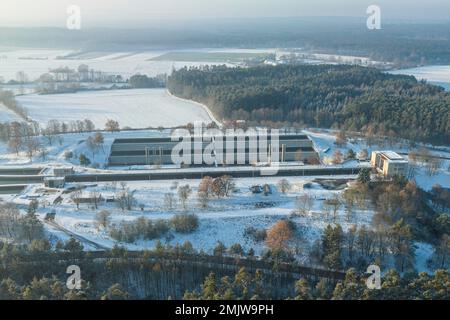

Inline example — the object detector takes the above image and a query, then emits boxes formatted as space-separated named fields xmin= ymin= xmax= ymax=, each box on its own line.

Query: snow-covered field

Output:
xmin=16 ymin=89 xmax=214 ymax=128
xmin=0 ymin=48 xmax=233 ymax=82
xmin=0 ymin=47 xmax=390 ymax=85
xmin=7 ymin=174 xmax=438 ymax=272
xmin=13 ymin=175 xmax=368 ymax=262
xmin=391 ymin=65 xmax=450 ymax=91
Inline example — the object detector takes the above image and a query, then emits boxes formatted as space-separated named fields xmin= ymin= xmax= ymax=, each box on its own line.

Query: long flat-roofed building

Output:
xmin=108 ymin=134 xmax=319 ymax=167
xmin=370 ymin=151 xmax=408 ymax=177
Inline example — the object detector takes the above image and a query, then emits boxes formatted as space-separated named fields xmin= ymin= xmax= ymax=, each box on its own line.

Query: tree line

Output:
xmin=0 ymin=239 xmax=447 ymax=300
xmin=168 ymin=64 xmax=450 ymax=145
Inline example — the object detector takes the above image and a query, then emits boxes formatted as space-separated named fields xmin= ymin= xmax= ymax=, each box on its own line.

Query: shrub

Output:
xmin=79 ymin=153 xmax=91 ymax=166
xmin=244 ymin=227 xmax=267 ymax=242
xmin=170 ymin=214 xmax=199 ymax=233
xmin=109 ymin=218 xmax=169 ymax=243
xmin=64 ymin=150 xmax=73 ymax=160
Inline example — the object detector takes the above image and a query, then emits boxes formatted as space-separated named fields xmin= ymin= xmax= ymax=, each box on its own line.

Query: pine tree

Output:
xmin=234 ymin=267 xmax=251 ymax=299
xmin=101 ymin=283 xmax=130 ymax=300
xmin=332 ymin=268 xmax=364 ymax=300
xmin=357 ymin=168 xmax=371 ymax=185
xmin=213 ymin=241 xmax=227 ymax=256
xmin=201 ymin=272 xmax=218 ymax=300
xmin=295 ymin=278 xmax=312 ymax=300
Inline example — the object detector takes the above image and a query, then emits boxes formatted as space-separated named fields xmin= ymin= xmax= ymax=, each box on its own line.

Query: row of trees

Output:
xmin=0 ymin=274 xmax=129 ymax=300
xmin=0 ymin=118 xmax=120 ymax=163
xmin=0 ymin=89 xmax=28 ymax=118
xmin=185 ymin=267 xmax=449 ymax=300
xmin=161 ymin=176 xmax=237 ymax=212
xmin=296 ymin=267 xmax=449 ymax=300
xmin=0 ymin=118 xmax=119 ymax=142
xmin=0 ymin=235 xmax=448 ymax=300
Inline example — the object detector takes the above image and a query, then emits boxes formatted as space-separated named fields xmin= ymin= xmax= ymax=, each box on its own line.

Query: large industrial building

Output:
xmin=108 ymin=134 xmax=319 ymax=167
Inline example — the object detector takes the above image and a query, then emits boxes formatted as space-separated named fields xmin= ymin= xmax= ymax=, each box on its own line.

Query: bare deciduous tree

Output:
xmin=70 ymin=189 xmax=83 ymax=210
xmin=164 ymin=192 xmax=176 ymax=211
xmin=95 ymin=210 xmax=111 ymax=230
xmin=277 ymin=179 xmax=291 ymax=194
xmin=178 ymin=185 xmax=192 ymax=211
xmin=116 ymin=188 xmax=136 ymax=211
xmin=105 ymin=119 xmax=120 ymax=132
xmin=296 ymin=193 xmax=314 ymax=216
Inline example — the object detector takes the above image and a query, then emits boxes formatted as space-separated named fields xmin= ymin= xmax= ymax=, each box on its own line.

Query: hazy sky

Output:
xmin=1 ymin=0 xmax=449 ymax=27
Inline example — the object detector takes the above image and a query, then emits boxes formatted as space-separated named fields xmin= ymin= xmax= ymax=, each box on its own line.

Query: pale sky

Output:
xmin=0 ymin=0 xmax=449 ymax=27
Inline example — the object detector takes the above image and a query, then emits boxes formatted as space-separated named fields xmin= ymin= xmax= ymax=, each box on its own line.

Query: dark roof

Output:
xmin=113 ymin=134 xmax=311 ymax=144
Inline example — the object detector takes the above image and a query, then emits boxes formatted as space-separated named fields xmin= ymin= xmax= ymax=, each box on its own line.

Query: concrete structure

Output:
xmin=53 ymin=167 xmax=74 ymax=177
xmin=108 ymin=134 xmax=319 ymax=167
xmin=44 ymin=177 xmax=65 ymax=188
xmin=371 ymin=151 xmax=408 ymax=177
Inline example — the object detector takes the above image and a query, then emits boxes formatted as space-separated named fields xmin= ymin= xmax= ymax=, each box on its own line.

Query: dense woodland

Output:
xmin=0 ymin=240 xmax=448 ymax=300
xmin=168 ymin=64 xmax=450 ymax=145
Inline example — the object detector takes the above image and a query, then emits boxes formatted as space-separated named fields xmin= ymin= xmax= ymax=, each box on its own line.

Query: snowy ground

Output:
xmin=0 ymin=47 xmax=234 ymax=82
xmin=16 ymin=89 xmax=214 ymax=129
xmin=0 ymin=47 xmax=390 ymax=84
xmin=390 ymin=65 xmax=450 ymax=91
xmin=9 ymin=175 xmax=370 ymax=263
xmin=5 ymin=174 xmax=437 ymax=272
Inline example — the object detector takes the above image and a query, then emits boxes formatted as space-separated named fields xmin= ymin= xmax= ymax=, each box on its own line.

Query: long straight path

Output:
xmin=65 ymin=165 xmax=366 ymax=183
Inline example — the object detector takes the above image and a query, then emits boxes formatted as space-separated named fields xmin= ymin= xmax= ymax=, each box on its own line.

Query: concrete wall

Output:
xmin=109 ymin=136 xmax=318 ymax=166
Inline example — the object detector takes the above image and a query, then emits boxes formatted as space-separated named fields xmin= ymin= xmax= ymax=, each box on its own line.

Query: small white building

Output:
xmin=44 ymin=177 xmax=65 ymax=189
xmin=371 ymin=151 xmax=408 ymax=177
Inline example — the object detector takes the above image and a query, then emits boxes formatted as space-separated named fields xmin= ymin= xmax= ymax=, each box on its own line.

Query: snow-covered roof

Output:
xmin=43 ymin=176 xmax=65 ymax=181
xmin=378 ymin=151 xmax=408 ymax=163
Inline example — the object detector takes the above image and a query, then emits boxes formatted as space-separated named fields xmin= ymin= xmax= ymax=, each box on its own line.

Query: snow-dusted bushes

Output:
xmin=109 ymin=214 xmax=200 ymax=243
xmin=170 ymin=214 xmax=199 ymax=234
xmin=109 ymin=217 xmax=169 ymax=243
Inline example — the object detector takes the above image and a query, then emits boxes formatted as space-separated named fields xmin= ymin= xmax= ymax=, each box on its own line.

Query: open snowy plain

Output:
xmin=16 ymin=89 xmax=214 ymax=128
